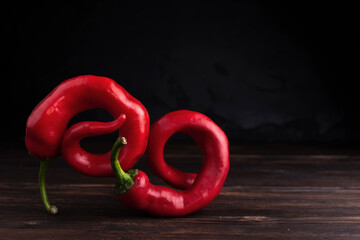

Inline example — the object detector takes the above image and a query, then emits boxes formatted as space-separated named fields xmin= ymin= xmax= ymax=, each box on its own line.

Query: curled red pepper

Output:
xmin=112 ymin=110 xmax=229 ymax=216
xmin=25 ymin=75 xmax=149 ymax=214
xmin=26 ymin=75 xmax=229 ymax=217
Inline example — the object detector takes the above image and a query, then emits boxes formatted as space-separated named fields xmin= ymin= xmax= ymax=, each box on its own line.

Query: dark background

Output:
xmin=1 ymin=1 xmax=358 ymax=145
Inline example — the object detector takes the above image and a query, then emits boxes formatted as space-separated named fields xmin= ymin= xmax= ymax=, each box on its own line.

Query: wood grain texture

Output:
xmin=1 ymin=141 xmax=360 ymax=239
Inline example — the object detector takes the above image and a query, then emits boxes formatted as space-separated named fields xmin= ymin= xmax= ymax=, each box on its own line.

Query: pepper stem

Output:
xmin=39 ymin=158 xmax=58 ymax=215
xmin=111 ymin=137 xmax=137 ymax=194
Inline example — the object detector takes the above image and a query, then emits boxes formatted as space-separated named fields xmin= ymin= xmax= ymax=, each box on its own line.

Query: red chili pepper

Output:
xmin=111 ymin=110 xmax=229 ymax=216
xmin=25 ymin=75 xmax=149 ymax=214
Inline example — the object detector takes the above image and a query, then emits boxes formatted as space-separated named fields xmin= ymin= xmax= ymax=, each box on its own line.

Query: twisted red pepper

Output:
xmin=25 ymin=75 xmax=149 ymax=214
xmin=111 ymin=110 xmax=229 ymax=216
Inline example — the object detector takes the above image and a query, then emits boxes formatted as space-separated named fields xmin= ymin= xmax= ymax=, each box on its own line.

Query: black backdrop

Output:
xmin=1 ymin=1 xmax=358 ymax=144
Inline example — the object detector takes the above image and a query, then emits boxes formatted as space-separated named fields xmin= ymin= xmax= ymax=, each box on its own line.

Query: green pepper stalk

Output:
xmin=111 ymin=137 xmax=137 ymax=194
xmin=39 ymin=158 xmax=58 ymax=215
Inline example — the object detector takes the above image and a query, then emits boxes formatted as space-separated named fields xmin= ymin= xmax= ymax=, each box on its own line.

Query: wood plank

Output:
xmin=1 ymin=143 xmax=360 ymax=239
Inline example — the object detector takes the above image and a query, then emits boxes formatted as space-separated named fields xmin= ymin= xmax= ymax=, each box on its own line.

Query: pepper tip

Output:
xmin=49 ymin=205 xmax=58 ymax=215
xmin=119 ymin=137 xmax=127 ymax=145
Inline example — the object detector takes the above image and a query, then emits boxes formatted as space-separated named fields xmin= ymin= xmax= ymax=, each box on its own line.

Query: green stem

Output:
xmin=111 ymin=137 xmax=137 ymax=194
xmin=39 ymin=158 xmax=58 ymax=215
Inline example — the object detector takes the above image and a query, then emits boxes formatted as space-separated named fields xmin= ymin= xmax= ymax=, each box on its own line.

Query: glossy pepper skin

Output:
xmin=25 ymin=75 xmax=149 ymax=176
xmin=112 ymin=110 xmax=229 ymax=216
xmin=146 ymin=110 xmax=209 ymax=189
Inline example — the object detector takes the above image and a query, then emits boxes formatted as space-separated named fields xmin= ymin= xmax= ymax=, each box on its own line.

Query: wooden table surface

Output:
xmin=1 ymin=141 xmax=360 ymax=239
